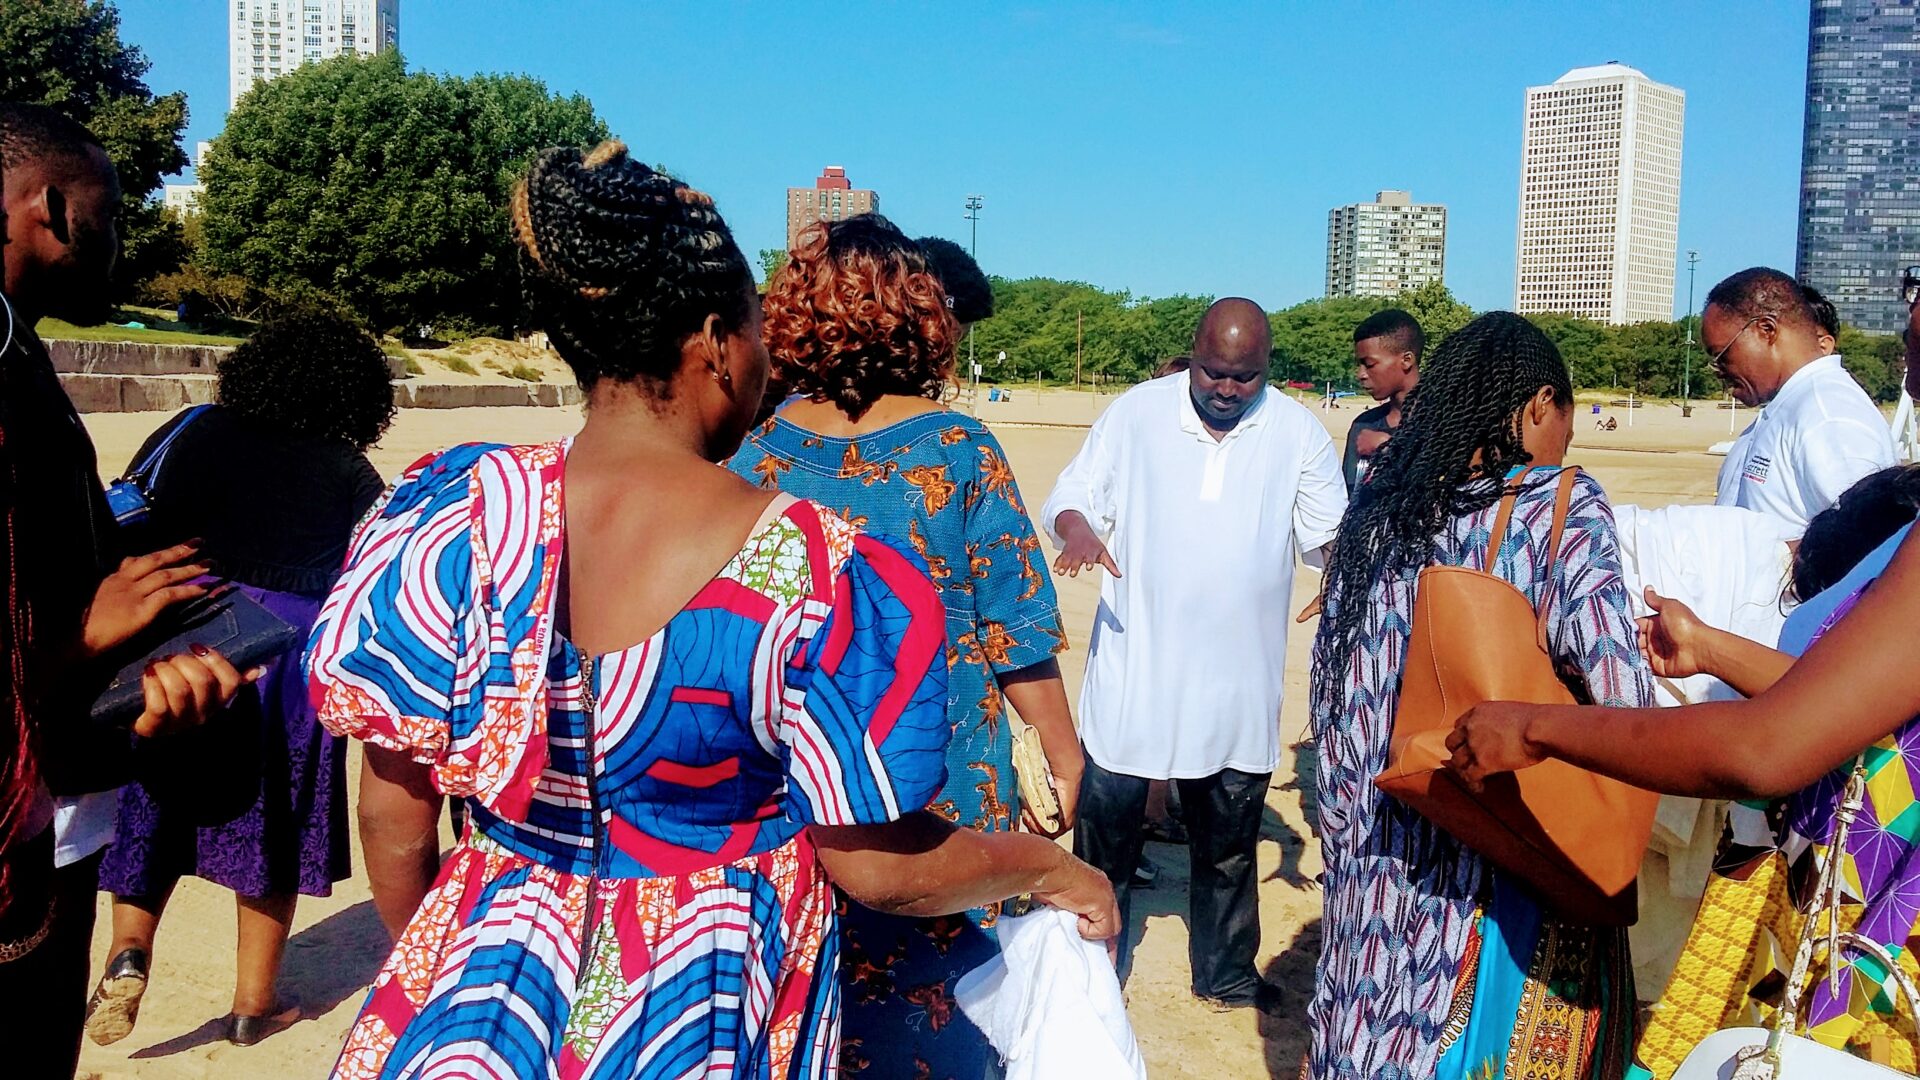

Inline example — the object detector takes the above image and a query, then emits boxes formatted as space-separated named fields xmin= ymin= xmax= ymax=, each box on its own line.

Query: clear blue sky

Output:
xmin=116 ymin=1 xmax=1810 ymax=316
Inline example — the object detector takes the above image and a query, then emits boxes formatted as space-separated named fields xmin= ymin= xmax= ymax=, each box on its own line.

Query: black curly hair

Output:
xmin=216 ymin=311 xmax=396 ymax=450
xmin=1353 ymin=308 xmax=1425 ymax=360
xmin=1706 ymin=267 xmax=1820 ymax=334
xmin=511 ymin=140 xmax=754 ymax=394
xmin=1310 ymin=311 xmax=1574 ymax=726
xmin=1799 ymin=282 xmax=1841 ymax=339
xmin=916 ymin=236 xmax=994 ymax=325
xmin=1791 ymin=464 xmax=1920 ymax=603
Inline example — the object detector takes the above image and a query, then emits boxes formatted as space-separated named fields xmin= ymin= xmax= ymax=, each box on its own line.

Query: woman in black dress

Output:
xmin=87 ymin=312 xmax=394 ymax=1047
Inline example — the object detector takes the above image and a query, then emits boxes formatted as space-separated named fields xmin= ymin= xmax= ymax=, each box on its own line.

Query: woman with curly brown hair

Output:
xmin=729 ymin=213 xmax=1083 ymax=1079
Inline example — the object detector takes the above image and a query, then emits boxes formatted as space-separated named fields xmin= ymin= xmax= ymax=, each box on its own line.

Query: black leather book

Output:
xmin=89 ymin=586 xmax=302 ymax=726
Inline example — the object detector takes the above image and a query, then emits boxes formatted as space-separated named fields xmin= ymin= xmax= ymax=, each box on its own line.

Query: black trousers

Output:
xmin=0 ymin=832 xmax=103 ymax=1080
xmin=1072 ymin=754 xmax=1269 ymax=1002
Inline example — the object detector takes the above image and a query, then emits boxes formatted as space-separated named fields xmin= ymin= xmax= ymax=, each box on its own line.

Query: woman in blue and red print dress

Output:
xmin=308 ymin=141 xmax=1119 ymax=1080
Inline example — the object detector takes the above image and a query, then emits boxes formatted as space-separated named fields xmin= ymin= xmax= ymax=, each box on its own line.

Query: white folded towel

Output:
xmin=954 ymin=907 xmax=1148 ymax=1080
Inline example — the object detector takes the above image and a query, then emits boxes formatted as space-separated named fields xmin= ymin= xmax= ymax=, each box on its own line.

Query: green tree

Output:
xmin=0 ymin=0 xmax=190 ymax=293
xmin=200 ymin=51 xmax=607 ymax=333
xmin=1837 ymin=326 xmax=1905 ymax=403
xmin=1397 ymin=281 xmax=1475 ymax=352
xmin=1269 ymin=295 xmax=1392 ymax=387
xmin=758 ymin=248 xmax=789 ymax=288
xmin=1525 ymin=313 xmax=1613 ymax=390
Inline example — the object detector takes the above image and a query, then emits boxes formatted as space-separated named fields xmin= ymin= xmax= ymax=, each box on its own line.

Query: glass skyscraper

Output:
xmin=1795 ymin=0 xmax=1920 ymax=334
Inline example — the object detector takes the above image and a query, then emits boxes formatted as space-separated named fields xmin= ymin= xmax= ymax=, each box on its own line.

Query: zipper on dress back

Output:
xmin=578 ymin=653 xmax=606 ymax=972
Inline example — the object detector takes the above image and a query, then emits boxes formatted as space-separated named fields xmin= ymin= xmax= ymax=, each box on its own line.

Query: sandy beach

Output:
xmin=72 ymin=385 xmax=1744 ymax=1079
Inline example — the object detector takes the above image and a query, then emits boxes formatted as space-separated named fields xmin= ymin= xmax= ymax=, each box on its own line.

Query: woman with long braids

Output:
xmin=1305 ymin=312 xmax=1655 ymax=1079
xmin=310 ymin=142 xmax=1117 ymax=1080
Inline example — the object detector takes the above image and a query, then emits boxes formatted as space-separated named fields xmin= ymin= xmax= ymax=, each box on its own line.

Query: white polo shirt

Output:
xmin=1715 ymin=355 xmax=1895 ymax=531
xmin=1041 ymin=373 xmax=1347 ymax=780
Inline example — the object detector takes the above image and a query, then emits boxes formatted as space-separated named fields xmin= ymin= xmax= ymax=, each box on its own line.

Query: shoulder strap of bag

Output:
xmin=1483 ymin=466 xmax=1531 ymax=566
xmin=1532 ymin=467 xmax=1581 ymax=653
xmin=123 ymin=404 xmax=212 ymax=485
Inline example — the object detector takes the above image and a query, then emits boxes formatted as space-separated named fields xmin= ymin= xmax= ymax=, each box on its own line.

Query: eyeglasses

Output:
xmin=1707 ymin=316 xmax=1766 ymax=371
xmin=1903 ymin=265 xmax=1920 ymax=306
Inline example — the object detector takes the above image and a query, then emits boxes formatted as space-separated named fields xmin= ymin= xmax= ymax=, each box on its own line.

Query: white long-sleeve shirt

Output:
xmin=1715 ymin=355 xmax=1895 ymax=531
xmin=1041 ymin=373 xmax=1347 ymax=779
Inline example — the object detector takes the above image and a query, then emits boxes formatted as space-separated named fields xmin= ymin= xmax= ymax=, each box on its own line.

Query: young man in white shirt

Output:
xmin=1043 ymin=298 xmax=1347 ymax=1014
xmin=1707 ymin=266 xmax=1896 ymax=530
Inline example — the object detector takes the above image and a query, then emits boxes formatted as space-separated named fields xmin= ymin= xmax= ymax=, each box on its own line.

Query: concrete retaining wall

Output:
xmin=49 ymin=340 xmax=583 ymax=413
xmin=49 ymin=338 xmax=228 ymax=376
xmin=47 ymin=338 xmax=410 ymax=380
xmin=59 ymin=373 xmax=218 ymax=413
xmin=61 ymin=372 xmax=581 ymax=413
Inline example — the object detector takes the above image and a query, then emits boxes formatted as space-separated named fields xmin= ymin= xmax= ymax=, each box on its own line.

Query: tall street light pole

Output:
xmin=964 ymin=195 xmax=983 ymax=411
xmin=1683 ymin=249 xmax=1700 ymax=408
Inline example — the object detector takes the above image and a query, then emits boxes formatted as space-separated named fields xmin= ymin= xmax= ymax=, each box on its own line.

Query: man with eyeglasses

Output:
xmin=1042 ymin=297 xmax=1347 ymax=1015
xmin=1706 ymin=266 xmax=1894 ymax=531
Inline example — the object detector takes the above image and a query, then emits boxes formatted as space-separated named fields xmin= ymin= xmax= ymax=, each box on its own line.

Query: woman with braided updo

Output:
xmin=730 ymin=213 xmax=1083 ymax=1078
xmin=1304 ymin=312 xmax=1655 ymax=1079
xmin=309 ymin=142 xmax=1117 ymax=1080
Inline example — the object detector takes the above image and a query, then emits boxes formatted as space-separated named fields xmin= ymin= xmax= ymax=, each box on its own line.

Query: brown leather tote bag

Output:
xmin=1373 ymin=466 xmax=1658 ymax=927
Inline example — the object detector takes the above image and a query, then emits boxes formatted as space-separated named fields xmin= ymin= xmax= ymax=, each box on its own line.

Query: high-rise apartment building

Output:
xmin=1325 ymin=190 xmax=1448 ymax=298
xmin=1796 ymin=1 xmax=1920 ymax=335
xmin=786 ymin=167 xmax=878 ymax=248
xmin=230 ymin=1 xmax=400 ymax=109
xmin=1514 ymin=62 xmax=1685 ymax=325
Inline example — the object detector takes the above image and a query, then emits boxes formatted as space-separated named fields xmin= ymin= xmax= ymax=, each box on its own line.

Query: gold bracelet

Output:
xmin=0 ymin=903 xmax=54 ymax=965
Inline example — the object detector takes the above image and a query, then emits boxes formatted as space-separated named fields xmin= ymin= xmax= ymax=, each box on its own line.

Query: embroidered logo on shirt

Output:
xmin=1742 ymin=453 xmax=1771 ymax=485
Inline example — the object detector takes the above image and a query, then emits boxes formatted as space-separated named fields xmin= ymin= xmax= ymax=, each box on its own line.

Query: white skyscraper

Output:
xmin=229 ymin=1 xmax=400 ymax=109
xmin=1514 ymin=62 xmax=1685 ymax=325
xmin=1325 ymin=190 xmax=1448 ymax=298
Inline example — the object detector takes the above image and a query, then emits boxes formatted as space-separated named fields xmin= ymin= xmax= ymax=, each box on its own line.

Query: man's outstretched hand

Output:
xmin=1051 ymin=511 xmax=1120 ymax=579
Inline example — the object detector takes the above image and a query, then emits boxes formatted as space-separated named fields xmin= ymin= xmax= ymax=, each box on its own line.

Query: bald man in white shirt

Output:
xmin=1707 ymin=267 xmax=1895 ymax=531
xmin=1044 ymin=298 xmax=1347 ymax=1014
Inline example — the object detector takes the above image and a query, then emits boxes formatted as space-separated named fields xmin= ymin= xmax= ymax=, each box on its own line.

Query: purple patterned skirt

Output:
xmin=98 ymin=586 xmax=349 ymax=899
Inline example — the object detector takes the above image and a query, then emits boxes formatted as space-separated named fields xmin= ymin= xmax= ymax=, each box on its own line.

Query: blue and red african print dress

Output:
xmin=307 ymin=442 xmax=950 ymax=1079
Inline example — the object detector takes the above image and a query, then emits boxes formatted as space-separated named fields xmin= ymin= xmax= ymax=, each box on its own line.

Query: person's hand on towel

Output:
xmin=1035 ymin=850 xmax=1122 ymax=951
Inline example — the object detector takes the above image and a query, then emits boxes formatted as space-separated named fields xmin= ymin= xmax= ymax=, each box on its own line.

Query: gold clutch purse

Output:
xmin=1011 ymin=719 xmax=1062 ymax=833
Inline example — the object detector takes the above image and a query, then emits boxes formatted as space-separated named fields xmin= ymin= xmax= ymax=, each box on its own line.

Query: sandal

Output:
xmin=225 ymin=1001 xmax=301 ymax=1046
xmin=84 ymin=948 xmax=150 ymax=1046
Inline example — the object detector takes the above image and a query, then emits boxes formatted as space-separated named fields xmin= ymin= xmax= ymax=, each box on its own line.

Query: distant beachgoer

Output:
xmin=1047 ymin=297 xmax=1347 ymax=1015
xmin=731 ymin=213 xmax=1085 ymax=1079
xmin=310 ymin=143 xmax=1117 ymax=1079
xmin=1709 ymin=267 xmax=1894 ymax=531
xmin=1344 ymin=308 xmax=1423 ymax=490
xmin=0 ymin=101 xmax=249 ymax=1080
xmin=86 ymin=312 xmax=393 ymax=1048
xmin=1307 ymin=312 xmax=1655 ymax=1078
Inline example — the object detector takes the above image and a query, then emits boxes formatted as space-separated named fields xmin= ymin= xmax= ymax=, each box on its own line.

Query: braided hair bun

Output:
xmin=512 ymin=140 xmax=752 ymax=391
xmin=1310 ymin=311 xmax=1574 ymax=725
